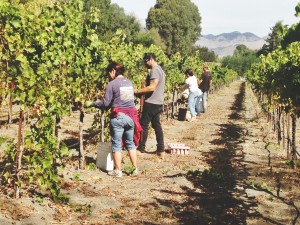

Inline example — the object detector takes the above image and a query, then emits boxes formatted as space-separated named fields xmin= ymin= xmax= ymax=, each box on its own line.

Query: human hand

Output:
xmin=134 ymin=89 xmax=142 ymax=98
xmin=84 ymin=100 xmax=93 ymax=108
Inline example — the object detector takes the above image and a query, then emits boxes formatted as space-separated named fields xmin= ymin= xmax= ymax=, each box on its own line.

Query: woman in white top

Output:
xmin=184 ymin=69 xmax=200 ymax=121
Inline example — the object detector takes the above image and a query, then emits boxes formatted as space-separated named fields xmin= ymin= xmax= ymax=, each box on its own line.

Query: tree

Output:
xmin=133 ymin=28 xmax=167 ymax=51
xmin=192 ymin=46 xmax=218 ymax=62
xmin=146 ymin=0 xmax=201 ymax=55
xmin=85 ymin=0 xmax=142 ymax=43
xmin=281 ymin=3 xmax=300 ymax=49
xmin=222 ymin=45 xmax=258 ymax=76
xmin=257 ymin=21 xmax=288 ymax=56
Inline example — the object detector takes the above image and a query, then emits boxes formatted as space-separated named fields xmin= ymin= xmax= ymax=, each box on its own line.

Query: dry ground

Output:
xmin=0 ymin=80 xmax=299 ymax=225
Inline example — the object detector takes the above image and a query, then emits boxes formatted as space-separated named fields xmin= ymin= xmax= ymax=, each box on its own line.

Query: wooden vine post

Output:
xmin=291 ymin=114 xmax=297 ymax=168
xmin=54 ymin=116 xmax=61 ymax=165
xmin=100 ymin=110 xmax=105 ymax=142
xmin=79 ymin=110 xmax=85 ymax=169
xmin=287 ymin=113 xmax=291 ymax=159
xmin=14 ymin=110 xmax=24 ymax=198
xmin=139 ymin=81 xmax=146 ymax=119
xmin=171 ymin=87 xmax=177 ymax=119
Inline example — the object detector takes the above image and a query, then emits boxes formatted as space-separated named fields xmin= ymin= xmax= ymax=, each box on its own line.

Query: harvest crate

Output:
xmin=165 ymin=143 xmax=190 ymax=155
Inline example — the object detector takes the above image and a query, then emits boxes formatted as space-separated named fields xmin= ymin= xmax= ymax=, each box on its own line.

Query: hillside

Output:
xmin=196 ymin=31 xmax=266 ymax=57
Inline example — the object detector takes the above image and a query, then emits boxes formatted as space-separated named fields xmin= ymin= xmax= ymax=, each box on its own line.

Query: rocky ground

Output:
xmin=0 ymin=80 xmax=299 ymax=225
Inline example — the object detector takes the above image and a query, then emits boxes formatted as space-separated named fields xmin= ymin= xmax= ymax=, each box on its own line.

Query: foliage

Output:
xmin=133 ymin=28 xmax=167 ymax=51
xmin=84 ymin=0 xmax=142 ymax=43
xmin=258 ymin=21 xmax=288 ymax=56
xmin=0 ymin=0 xmax=237 ymax=201
xmin=222 ymin=45 xmax=259 ymax=76
xmin=253 ymin=3 xmax=300 ymax=121
xmin=192 ymin=46 xmax=218 ymax=63
xmin=282 ymin=23 xmax=300 ymax=49
xmin=146 ymin=0 xmax=201 ymax=55
xmin=247 ymin=42 xmax=300 ymax=115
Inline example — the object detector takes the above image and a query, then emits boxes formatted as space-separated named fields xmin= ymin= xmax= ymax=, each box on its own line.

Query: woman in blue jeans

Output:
xmin=184 ymin=69 xmax=200 ymax=121
xmin=90 ymin=62 xmax=142 ymax=178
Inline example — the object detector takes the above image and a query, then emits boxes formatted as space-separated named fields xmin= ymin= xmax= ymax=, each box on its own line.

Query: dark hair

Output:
xmin=143 ymin=52 xmax=156 ymax=61
xmin=106 ymin=61 xmax=125 ymax=76
xmin=184 ymin=69 xmax=193 ymax=76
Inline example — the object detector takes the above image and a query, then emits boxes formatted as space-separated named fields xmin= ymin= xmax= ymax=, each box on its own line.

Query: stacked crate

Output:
xmin=165 ymin=143 xmax=190 ymax=155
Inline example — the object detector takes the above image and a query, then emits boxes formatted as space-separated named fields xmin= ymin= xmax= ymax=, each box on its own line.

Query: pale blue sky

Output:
xmin=110 ymin=0 xmax=300 ymax=37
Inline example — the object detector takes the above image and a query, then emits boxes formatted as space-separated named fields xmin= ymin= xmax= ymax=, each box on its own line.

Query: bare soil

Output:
xmin=0 ymin=80 xmax=299 ymax=225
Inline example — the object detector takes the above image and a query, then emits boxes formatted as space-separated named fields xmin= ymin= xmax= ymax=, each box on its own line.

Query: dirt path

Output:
xmin=0 ymin=80 xmax=299 ymax=225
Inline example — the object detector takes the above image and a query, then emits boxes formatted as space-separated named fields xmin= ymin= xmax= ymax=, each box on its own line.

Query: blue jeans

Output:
xmin=195 ymin=94 xmax=202 ymax=116
xmin=138 ymin=102 xmax=164 ymax=152
xmin=110 ymin=113 xmax=136 ymax=152
xmin=188 ymin=91 xmax=199 ymax=117
xmin=202 ymin=91 xmax=208 ymax=112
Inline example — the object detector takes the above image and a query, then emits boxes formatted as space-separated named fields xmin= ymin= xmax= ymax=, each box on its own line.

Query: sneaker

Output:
xmin=130 ymin=168 xmax=139 ymax=176
xmin=108 ymin=170 xmax=122 ymax=178
xmin=189 ymin=116 xmax=196 ymax=122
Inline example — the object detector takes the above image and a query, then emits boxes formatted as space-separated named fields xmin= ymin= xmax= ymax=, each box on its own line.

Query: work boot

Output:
xmin=156 ymin=151 xmax=165 ymax=160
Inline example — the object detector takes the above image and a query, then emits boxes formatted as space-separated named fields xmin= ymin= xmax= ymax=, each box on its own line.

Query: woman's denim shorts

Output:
xmin=110 ymin=112 xmax=136 ymax=152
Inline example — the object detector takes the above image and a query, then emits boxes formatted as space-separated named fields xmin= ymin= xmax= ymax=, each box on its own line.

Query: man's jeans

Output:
xmin=202 ymin=91 xmax=208 ymax=112
xmin=138 ymin=102 xmax=164 ymax=152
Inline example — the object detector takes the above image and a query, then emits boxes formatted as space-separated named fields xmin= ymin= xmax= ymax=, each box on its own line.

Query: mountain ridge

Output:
xmin=196 ymin=31 xmax=266 ymax=57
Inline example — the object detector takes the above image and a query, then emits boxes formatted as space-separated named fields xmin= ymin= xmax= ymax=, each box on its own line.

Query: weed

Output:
xmin=285 ymin=160 xmax=300 ymax=167
xmin=86 ymin=163 xmax=97 ymax=170
xmin=72 ymin=173 xmax=82 ymax=181
xmin=111 ymin=213 xmax=123 ymax=219
xmin=255 ymin=172 xmax=264 ymax=177
xmin=202 ymin=169 xmax=225 ymax=181
xmin=35 ymin=197 xmax=44 ymax=204
xmin=162 ymin=168 xmax=171 ymax=175
xmin=261 ymin=182 xmax=272 ymax=192
xmin=187 ymin=169 xmax=203 ymax=177
xmin=0 ymin=136 xmax=8 ymax=145
xmin=75 ymin=204 xmax=92 ymax=215
xmin=123 ymin=164 xmax=136 ymax=174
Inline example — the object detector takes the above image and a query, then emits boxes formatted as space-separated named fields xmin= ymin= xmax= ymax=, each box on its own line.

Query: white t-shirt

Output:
xmin=185 ymin=76 xmax=198 ymax=93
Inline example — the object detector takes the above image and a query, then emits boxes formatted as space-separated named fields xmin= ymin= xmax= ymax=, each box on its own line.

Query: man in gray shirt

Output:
xmin=134 ymin=53 xmax=166 ymax=159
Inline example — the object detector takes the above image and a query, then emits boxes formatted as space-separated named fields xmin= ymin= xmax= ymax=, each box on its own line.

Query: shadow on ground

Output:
xmin=156 ymin=81 xmax=259 ymax=224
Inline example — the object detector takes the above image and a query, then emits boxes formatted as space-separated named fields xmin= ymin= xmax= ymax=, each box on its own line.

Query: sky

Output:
xmin=110 ymin=0 xmax=300 ymax=38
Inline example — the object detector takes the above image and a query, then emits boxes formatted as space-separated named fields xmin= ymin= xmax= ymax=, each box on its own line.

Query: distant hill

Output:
xmin=196 ymin=31 xmax=266 ymax=57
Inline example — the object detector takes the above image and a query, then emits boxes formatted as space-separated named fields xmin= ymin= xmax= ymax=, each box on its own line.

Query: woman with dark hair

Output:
xmin=184 ymin=69 xmax=200 ymax=121
xmin=90 ymin=61 xmax=142 ymax=178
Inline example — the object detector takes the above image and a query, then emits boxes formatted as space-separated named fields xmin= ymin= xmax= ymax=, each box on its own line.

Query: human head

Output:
xmin=143 ymin=53 xmax=156 ymax=69
xmin=184 ymin=69 xmax=193 ymax=77
xmin=106 ymin=61 xmax=125 ymax=80
xmin=203 ymin=63 xmax=209 ymax=71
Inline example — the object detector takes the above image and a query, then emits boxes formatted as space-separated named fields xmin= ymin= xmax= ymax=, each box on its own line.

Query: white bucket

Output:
xmin=96 ymin=142 xmax=114 ymax=171
xmin=185 ymin=110 xmax=191 ymax=120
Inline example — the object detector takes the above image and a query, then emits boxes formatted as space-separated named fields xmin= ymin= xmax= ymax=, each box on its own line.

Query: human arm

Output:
xmin=92 ymin=83 xmax=113 ymax=109
xmin=198 ymin=79 xmax=203 ymax=86
xmin=134 ymin=78 xmax=159 ymax=95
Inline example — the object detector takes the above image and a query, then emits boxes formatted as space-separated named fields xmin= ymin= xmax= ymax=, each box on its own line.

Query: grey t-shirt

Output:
xmin=145 ymin=65 xmax=165 ymax=105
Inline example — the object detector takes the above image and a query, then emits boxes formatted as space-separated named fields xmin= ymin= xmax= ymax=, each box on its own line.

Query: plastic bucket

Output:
xmin=178 ymin=108 xmax=187 ymax=121
xmin=96 ymin=142 xmax=114 ymax=171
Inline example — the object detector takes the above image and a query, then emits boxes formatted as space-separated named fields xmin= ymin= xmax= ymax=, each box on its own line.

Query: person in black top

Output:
xmin=198 ymin=64 xmax=212 ymax=113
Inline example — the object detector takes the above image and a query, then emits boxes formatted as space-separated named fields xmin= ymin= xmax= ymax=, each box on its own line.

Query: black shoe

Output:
xmin=137 ymin=149 xmax=146 ymax=154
